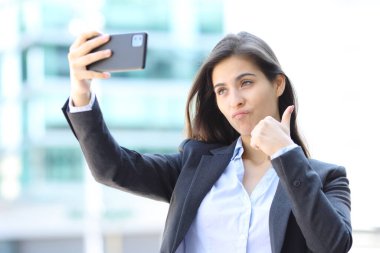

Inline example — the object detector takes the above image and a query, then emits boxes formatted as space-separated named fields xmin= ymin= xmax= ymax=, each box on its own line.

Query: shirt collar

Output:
xmin=231 ymin=137 xmax=244 ymax=161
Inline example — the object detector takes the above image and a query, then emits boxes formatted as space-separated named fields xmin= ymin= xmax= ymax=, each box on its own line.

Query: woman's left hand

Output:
xmin=250 ymin=105 xmax=295 ymax=156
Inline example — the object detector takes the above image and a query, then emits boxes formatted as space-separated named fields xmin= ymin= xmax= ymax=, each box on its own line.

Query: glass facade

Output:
xmin=2 ymin=1 xmax=379 ymax=252
xmin=0 ymin=0 xmax=223 ymax=252
xmin=0 ymin=0 xmax=223 ymax=184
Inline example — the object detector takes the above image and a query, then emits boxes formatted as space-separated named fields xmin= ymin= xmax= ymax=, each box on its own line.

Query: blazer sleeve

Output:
xmin=271 ymin=147 xmax=352 ymax=253
xmin=62 ymin=98 xmax=182 ymax=203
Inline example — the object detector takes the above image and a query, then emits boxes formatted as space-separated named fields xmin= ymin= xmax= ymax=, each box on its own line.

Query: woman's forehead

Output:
xmin=212 ymin=56 xmax=261 ymax=81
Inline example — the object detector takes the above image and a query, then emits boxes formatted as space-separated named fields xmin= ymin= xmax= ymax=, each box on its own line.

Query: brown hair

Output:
xmin=185 ymin=32 xmax=309 ymax=157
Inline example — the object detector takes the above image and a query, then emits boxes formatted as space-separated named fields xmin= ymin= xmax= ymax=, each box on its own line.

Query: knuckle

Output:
xmin=72 ymin=69 xmax=82 ymax=77
xmin=68 ymin=49 xmax=79 ymax=61
xmin=80 ymin=31 xmax=88 ymax=39
xmin=69 ymin=44 xmax=75 ymax=52
xmin=264 ymin=116 xmax=272 ymax=121
xmin=261 ymin=119 xmax=269 ymax=126
xmin=72 ymin=72 xmax=80 ymax=80
xmin=255 ymin=122 xmax=264 ymax=132
xmin=67 ymin=52 xmax=74 ymax=61
xmin=70 ymin=60 xmax=79 ymax=68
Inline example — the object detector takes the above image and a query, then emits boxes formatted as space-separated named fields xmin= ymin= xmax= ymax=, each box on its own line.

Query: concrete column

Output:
xmin=0 ymin=0 xmax=22 ymax=201
xmin=169 ymin=0 xmax=198 ymax=78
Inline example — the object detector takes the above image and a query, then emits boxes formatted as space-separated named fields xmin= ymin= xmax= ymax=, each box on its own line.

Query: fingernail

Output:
xmin=102 ymin=34 xmax=110 ymax=41
xmin=103 ymin=72 xmax=111 ymax=78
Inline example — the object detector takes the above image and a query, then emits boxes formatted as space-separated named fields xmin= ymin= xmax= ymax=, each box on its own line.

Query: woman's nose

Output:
xmin=229 ymin=89 xmax=244 ymax=108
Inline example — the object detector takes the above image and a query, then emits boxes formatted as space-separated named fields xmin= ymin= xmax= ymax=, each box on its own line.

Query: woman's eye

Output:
xmin=241 ymin=80 xmax=253 ymax=87
xmin=216 ymin=88 xmax=226 ymax=95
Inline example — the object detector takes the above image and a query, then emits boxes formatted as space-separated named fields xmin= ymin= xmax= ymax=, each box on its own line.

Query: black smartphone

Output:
xmin=87 ymin=32 xmax=148 ymax=72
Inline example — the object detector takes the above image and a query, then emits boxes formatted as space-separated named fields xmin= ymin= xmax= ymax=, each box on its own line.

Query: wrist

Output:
xmin=271 ymin=142 xmax=298 ymax=160
xmin=71 ymin=91 xmax=91 ymax=107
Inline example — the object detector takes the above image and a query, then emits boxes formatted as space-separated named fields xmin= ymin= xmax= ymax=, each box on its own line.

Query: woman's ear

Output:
xmin=275 ymin=74 xmax=286 ymax=97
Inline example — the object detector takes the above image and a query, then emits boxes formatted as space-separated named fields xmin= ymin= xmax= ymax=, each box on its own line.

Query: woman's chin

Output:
xmin=230 ymin=122 xmax=255 ymax=137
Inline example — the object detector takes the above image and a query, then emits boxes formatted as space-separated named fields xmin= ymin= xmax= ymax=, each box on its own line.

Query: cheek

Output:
xmin=261 ymin=91 xmax=279 ymax=114
xmin=250 ymin=87 xmax=279 ymax=117
xmin=257 ymin=85 xmax=277 ymax=103
xmin=216 ymin=99 xmax=227 ymax=117
xmin=248 ymin=89 xmax=268 ymax=108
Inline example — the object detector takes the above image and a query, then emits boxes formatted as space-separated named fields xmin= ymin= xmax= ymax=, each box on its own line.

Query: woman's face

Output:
xmin=211 ymin=55 xmax=285 ymax=137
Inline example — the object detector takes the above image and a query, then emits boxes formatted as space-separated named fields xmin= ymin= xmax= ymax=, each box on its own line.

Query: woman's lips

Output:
xmin=232 ymin=110 xmax=249 ymax=119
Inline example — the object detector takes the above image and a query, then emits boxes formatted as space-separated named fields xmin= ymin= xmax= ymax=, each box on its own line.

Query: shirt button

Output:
xmin=293 ymin=179 xmax=302 ymax=187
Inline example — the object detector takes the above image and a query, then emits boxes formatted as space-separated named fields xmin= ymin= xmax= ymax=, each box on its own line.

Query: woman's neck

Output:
xmin=241 ymin=135 xmax=270 ymax=166
xmin=240 ymin=135 xmax=271 ymax=194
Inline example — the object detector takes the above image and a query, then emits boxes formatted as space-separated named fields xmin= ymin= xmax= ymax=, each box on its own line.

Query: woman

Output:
xmin=63 ymin=31 xmax=352 ymax=253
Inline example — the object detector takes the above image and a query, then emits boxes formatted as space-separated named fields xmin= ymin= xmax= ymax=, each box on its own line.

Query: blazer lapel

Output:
xmin=171 ymin=140 xmax=237 ymax=252
xmin=269 ymin=182 xmax=292 ymax=253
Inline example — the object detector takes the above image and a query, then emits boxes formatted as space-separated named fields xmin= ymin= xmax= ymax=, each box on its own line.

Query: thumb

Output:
xmin=281 ymin=105 xmax=295 ymax=129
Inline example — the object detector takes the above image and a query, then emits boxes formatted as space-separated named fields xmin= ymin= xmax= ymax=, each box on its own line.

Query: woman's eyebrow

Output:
xmin=213 ymin=83 xmax=225 ymax=89
xmin=235 ymin=72 xmax=256 ymax=81
xmin=213 ymin=72 xmax=256 ymax=89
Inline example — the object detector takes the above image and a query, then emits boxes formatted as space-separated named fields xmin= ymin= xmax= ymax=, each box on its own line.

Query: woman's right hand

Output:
xmin=67 ymin=31 xmax=112 ymax=106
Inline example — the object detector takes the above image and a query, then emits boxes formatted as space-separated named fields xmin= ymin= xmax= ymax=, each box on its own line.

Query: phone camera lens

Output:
xmin=132 ymin=35 xmax=143 ymax=47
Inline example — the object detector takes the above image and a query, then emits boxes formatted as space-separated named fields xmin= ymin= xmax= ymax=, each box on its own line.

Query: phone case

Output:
xmin=87 ymin=32 xmax=148 ymax=72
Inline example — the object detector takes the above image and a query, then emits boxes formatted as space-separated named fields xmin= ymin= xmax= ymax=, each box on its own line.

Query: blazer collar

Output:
xmin=171 ymin=139 xmax=238 ymax=252
xmin=210 ymin=138 xmax=239 ymax=155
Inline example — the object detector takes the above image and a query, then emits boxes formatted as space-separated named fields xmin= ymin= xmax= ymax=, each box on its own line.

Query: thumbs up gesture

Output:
xmin=250 ymin=105 xmax=295 ymax=156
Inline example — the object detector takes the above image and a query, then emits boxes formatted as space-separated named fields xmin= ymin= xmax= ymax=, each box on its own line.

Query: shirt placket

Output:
xmin=234 ymin=155 xmax=252 ymax=252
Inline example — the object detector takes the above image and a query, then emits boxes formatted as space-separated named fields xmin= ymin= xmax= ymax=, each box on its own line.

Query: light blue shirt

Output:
xmin=175 ymin=138 xmax=296 ymax=253
xmin=68 ymin=92 xmax=95 ymax=113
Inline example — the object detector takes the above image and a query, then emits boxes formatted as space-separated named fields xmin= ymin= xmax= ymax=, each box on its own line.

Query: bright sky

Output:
xmin=225 ymin=0 xmax=380 ymax=230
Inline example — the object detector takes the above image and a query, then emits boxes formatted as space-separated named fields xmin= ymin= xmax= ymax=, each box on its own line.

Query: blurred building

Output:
xmin=0 ymin=0 xmax=223 ymax=252
xmin=1 ymin=0 xmax=380 ymax=253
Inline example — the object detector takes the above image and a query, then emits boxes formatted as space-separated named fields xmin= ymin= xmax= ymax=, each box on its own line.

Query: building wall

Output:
xmin=0 ymin=0 xmax=223 ymax=252
xmin=1 ymin=0 xmax=380 ymax=252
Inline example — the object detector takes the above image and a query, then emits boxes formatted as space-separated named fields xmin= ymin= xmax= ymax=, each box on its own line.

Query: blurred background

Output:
xmin=0 ymin=0 xmax=379 ymax=252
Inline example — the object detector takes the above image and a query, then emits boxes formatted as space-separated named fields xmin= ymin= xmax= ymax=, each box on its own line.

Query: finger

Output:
xmin=77 ymin=34 xmax=111 ymax=56
xmin=73 ymin=49 xmax=112 ymax=68
xmin=70 ymin=31 xmax=102 ymax=50
xmin=72 ymin=69 xmax=111 ymax=80
xmin=250 ymin=138 xmax=260 ymax=150
xmin=281 ymin=105 xmax=295 ymax=129
xmin=68 ymin=34 xmax=110 ymax=65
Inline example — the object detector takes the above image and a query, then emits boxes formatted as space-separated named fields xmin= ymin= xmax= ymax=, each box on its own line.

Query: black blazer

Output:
xmin=63 ymin=98 xmax=352 ymax=253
